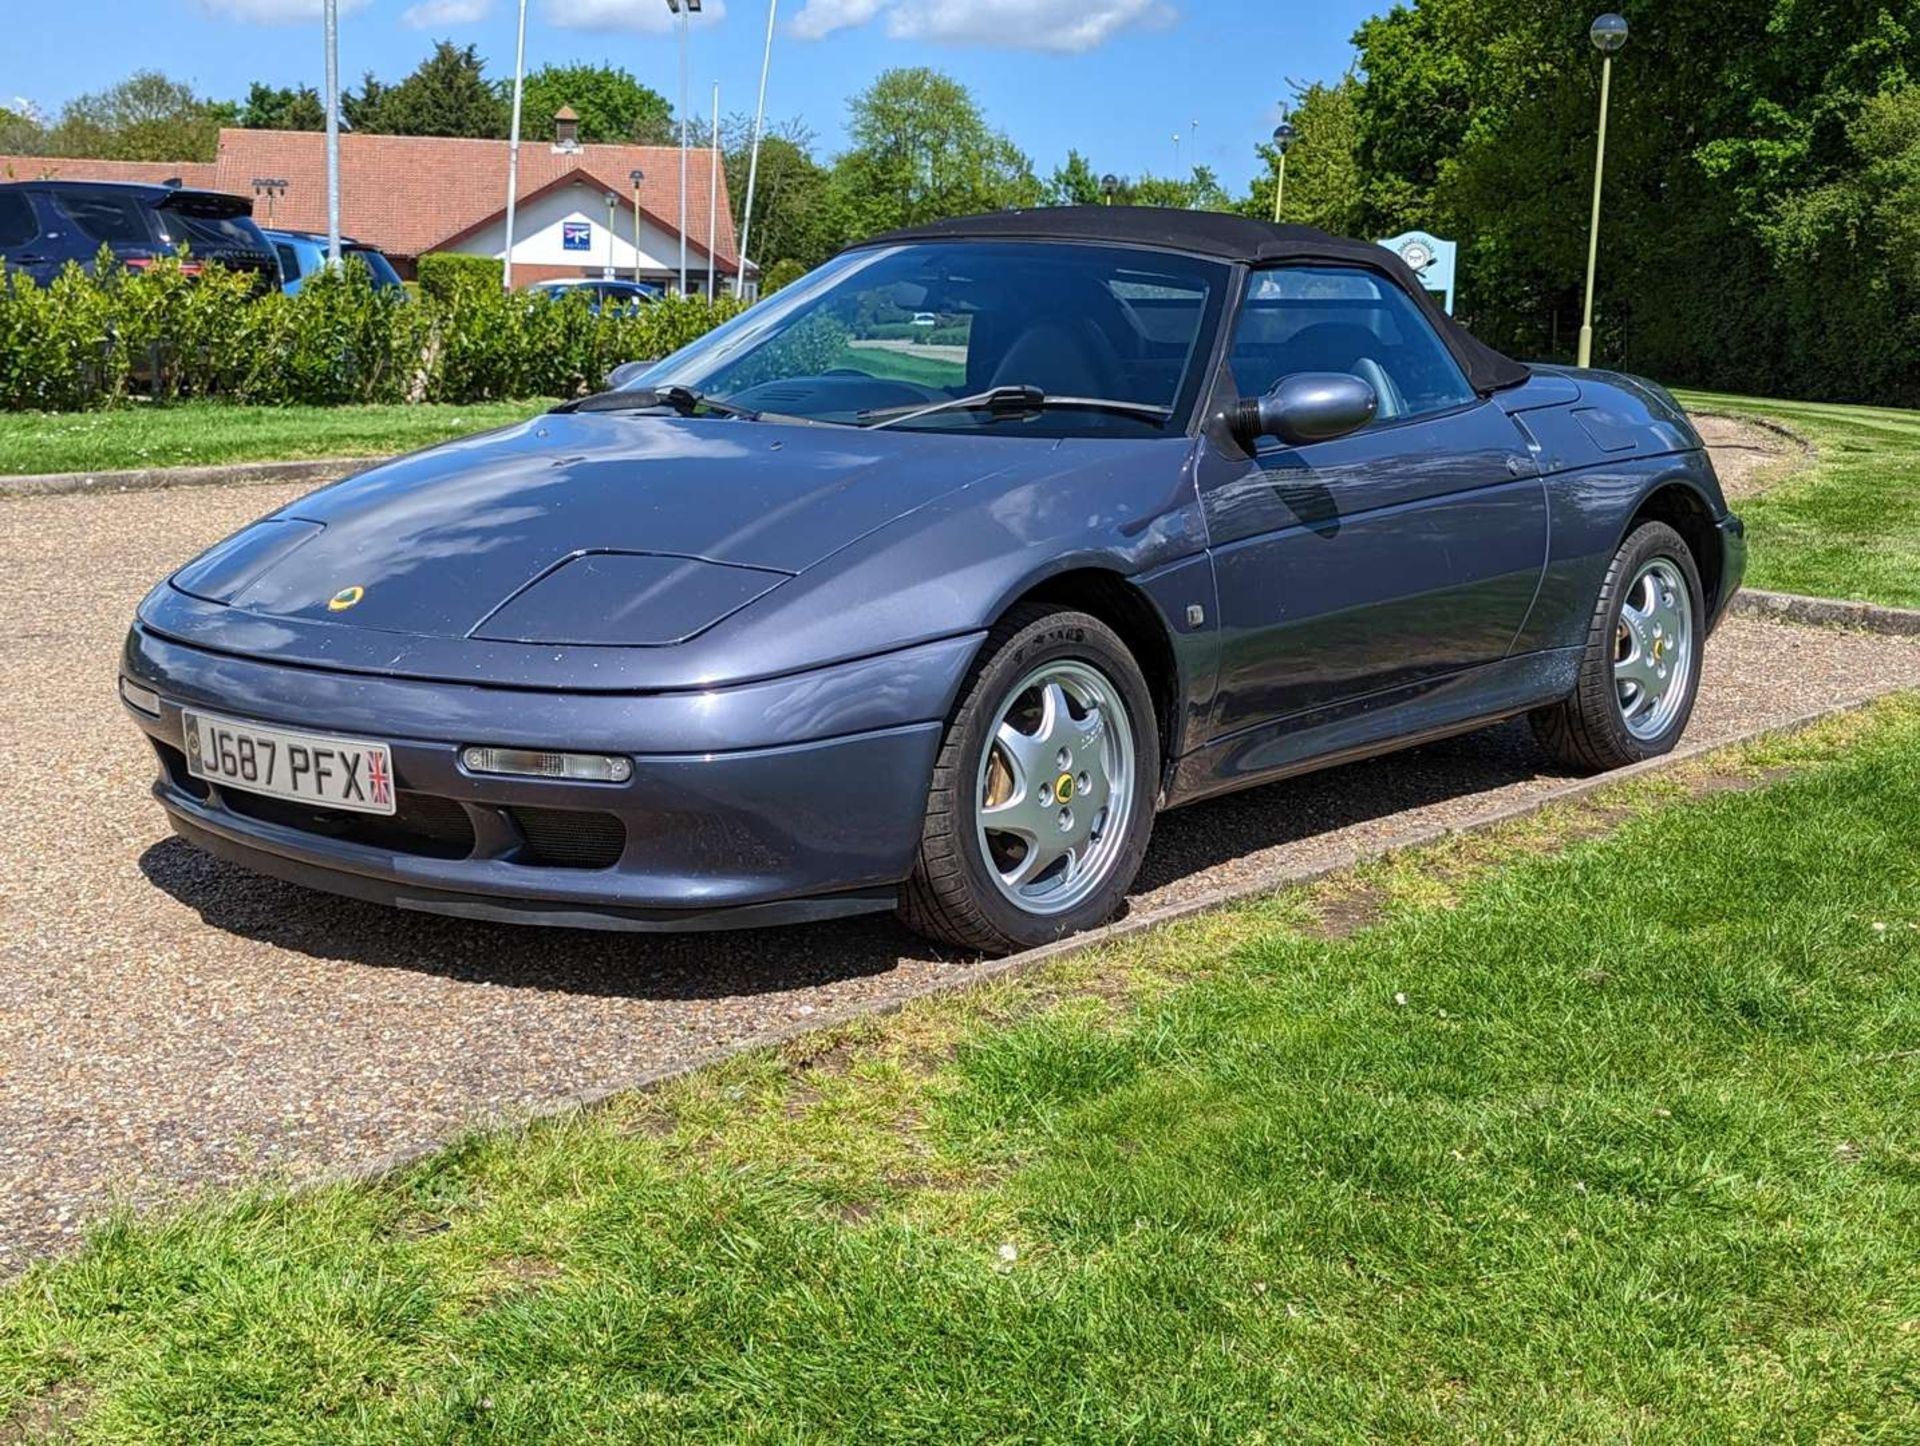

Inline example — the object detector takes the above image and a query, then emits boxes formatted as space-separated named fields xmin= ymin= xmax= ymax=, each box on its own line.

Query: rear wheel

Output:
xmin=898 ymin=606 xmax=1158 ymax=954
xmin=1531 ymin=520 xmax=1704 ymax=771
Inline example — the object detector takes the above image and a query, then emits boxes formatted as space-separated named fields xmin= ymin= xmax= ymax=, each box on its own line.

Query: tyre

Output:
xmin=1531 ymin=519 xmax=1705 ymax=772
xmin=898 ymin=605 xmax=1159 ymax=954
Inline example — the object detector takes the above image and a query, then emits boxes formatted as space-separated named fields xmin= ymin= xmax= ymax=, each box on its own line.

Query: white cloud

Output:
xmin=195 ymin=0 xmax=369 ymax=21
xmin=403 ymin=0 xmax=490 ymax=25
xmin=543 ymin=0 xmax=726 ymax=33
xmin=790 ymin=0 xmax=886 ymax=40
xmin=791 ymin=0 xmax=1172 ymax=51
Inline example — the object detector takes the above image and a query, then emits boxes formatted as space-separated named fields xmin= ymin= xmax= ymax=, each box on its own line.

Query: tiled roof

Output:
xmin=2 ymin=128 xmax=738 ymax=268
xmin=0 ymin=155 xmax=218 ymax=188
xmin=214 ymin=129 xmax=737 ymax=265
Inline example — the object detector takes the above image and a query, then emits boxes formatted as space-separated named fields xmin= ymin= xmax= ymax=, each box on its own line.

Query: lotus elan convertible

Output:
xmin=120 ymin=209 xmax=1744 ymax=953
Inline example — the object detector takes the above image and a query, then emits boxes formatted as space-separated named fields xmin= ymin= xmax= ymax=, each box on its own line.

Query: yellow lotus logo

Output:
xmin=327 ymin=585 xmax=366 ymax=612
xmin=1055 ymin=771 xmax=1076 ymax=803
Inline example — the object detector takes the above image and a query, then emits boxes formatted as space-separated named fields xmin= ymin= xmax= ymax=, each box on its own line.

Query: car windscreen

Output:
xmin=345 ymin=246 xmax=403 ymax=287
xmin=629 ymin=241 xmax=1231 ymax=436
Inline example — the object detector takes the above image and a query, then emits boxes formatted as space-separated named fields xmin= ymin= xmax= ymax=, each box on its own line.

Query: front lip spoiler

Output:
xmin=163 ymin=801 xmax=899 ymax=933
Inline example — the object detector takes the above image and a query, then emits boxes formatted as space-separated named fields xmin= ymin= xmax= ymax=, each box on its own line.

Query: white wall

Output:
xmin=458 ymin=180 xmax=701 ymax=275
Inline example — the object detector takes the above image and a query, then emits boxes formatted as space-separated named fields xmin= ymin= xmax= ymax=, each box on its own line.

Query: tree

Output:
xmin=0 ymin=104 xmax=45 ymax=154
xmin=519 ymin=64 xmax=673 ymax=145
xmin=721 ymin=118 xmax=842 ymax=271
xmin=345 ymin=41 xmax=505 ymax=138
xmin=831 ymin=68 xmax=1040 ymax=237
xmin=1044 ymin=149 xmax=1105 ymax=206
xmin=1349 ymin=0 xmax=1920 ymax=403
xmin=1240 ymin=76 xmax=1365 ymax=235
xmin=39 ymin=72 xmax=232 ymax=162
xmin=238 ymin=82 xmax=325 ymax=132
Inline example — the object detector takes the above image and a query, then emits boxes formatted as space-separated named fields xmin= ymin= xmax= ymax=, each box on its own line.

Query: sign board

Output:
xmin=1377 ymin=230 xmax=1457 ymax=315
xmin=562 ymin=221 xmax=592 ymax=253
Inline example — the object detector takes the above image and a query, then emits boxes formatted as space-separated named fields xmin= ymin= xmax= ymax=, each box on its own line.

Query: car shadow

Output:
xmin=139 ymin=717 xmax=1567 ymax=1000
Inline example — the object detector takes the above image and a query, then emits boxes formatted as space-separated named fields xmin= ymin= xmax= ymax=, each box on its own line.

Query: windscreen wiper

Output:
xmin=858 ymin=385 xmax=1175 ymax=430
xmin=551 ymin=385 xmax=760 ymax=419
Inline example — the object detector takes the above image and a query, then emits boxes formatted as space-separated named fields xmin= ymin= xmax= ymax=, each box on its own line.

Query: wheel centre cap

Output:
xmin=1055 ymin=771 xmax=1076 ymax=803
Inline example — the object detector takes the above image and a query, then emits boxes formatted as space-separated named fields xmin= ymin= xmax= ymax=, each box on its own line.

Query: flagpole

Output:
xmin=707 ymin=81 xmax=719 ymax=302
xmin=323 ymin=0 xmax=341 ymax=267
xmin=501 ymin=0 xmax=529 ymax=289
xmin=738 ymin=0 xmax=777 ymax=297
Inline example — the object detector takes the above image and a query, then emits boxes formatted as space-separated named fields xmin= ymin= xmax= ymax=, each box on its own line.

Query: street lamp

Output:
xmin=1269 ymin=121 xmax=1295 ymax=223
xmin=250 ymin=177 xmax=287 ymax=225
xmin=604 ymin=191 xmax=619 ymax=281
xmin=1100 ymin=174 xmax=1119 ymax=206
xmin=1578 ymin=12 xmax=1629 ymax=368
xmin=666 ymin=0 xmax=702 ymax=296
xmin=629 ymin=168 xmax=645 ymax=286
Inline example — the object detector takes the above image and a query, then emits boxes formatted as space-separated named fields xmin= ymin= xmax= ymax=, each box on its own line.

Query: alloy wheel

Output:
xmin=975 ymin=660 xmax=1138 ymax=916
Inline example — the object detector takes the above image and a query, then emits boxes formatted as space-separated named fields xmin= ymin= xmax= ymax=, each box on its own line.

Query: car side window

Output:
xmin=275 ymin=244 xmax=302 ymax=282
xmin=0 ymin=193 xmax=37 ymax=249
xmin=1228 ymin=265 xmax=1476 ymax=425
xmin=53 ymin=192 xmax=154 ymax=246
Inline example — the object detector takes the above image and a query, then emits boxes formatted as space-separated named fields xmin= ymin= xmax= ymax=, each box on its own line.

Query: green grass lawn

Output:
xmin=0 ymin=401 xmax=551 ymax=476
xmin=5 ymin=700 xmax=1919 ymax=1440
xmin=1677 ymin=389 xmax=1920 ymax=609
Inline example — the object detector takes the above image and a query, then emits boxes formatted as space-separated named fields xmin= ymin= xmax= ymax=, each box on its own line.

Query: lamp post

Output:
xmin=1269 ymin=120 xmax=1295 ymax=223
xmin=738 ymin=0 xmax=778 ymax=300
xmin=322 ymin=0 xmax=341 ymax=268
xmin=629 ymin=168 xmax=645 ymax=286
xmin=501 ymin=0 xmax=530 ymax=289
xmin=604 ymin=191 xmax=619 ymax=280
xmin=666 ymin=0 xmax=701 ymax=296
xmin=250 ymin=177 xmax=287 ymax=225
xmin=1578 ymin=12 xmax=1629 ymax=368
xmin=1171 ymin=130 xmax=1181 ymax=172
xmin=1100 ymin=174 xmax=1119 ymax=206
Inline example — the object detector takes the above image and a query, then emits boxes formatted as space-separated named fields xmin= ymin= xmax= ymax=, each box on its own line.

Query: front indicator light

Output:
xmin=119 ymin=677 xmax=162 ymax=716
xmin=461 ymin=746 xmax=633 ymax=784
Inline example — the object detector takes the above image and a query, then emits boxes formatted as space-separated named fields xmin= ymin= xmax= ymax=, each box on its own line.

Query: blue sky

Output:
xmin=4 ymin=0 xmax=1383 ymax=191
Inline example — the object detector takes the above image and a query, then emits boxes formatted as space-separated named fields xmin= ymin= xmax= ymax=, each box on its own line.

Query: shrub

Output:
xmin=416 ymin=252 xmax=505 ymax=302
xmin=0 ymin=258 xmax=745 ymax=412
xmin=760 ymin=258 xmax=807 ymax=295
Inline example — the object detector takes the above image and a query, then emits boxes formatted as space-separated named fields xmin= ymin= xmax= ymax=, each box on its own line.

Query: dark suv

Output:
xmin=0 ymin=180 xmax=279 ymax=290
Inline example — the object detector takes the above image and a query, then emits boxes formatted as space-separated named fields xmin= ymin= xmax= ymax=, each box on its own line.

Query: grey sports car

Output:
xmin=120 ymin=208 xmax=1743 ymax=953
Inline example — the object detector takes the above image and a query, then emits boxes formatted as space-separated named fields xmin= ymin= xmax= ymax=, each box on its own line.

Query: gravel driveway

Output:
xmin=4 ymin=478 xmax=1919 ymax=1271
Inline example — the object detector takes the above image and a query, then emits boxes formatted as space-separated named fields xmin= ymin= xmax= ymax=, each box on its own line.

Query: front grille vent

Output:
xmin=508 ymin=806 xmax=626 ymax=869
xmin=220 ymin=787 xmax=477 ymax=860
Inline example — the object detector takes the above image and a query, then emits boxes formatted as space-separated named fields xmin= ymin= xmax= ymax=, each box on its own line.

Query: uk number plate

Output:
xmin=183 ymin=711 xmax=396 ymax=816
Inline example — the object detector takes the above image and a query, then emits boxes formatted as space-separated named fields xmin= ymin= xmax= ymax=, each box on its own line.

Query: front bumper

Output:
xmin=1712 ymin=511 xmax=1747 ymax=630
xmin=121 ymin=625 xmax=972 ymax=931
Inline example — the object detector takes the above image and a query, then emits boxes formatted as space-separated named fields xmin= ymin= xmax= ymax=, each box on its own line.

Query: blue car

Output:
xmin=261 ymin=229 xmax=405 ymax=295
xmin=120 ymin=209 xmax=1743 ymax=953
xmin=0 ymin=180 xmax=279 ymax=291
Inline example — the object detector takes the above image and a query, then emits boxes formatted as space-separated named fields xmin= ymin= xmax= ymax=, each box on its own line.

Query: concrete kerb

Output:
xmin=0 ymin=457 xmax=366 ymax=500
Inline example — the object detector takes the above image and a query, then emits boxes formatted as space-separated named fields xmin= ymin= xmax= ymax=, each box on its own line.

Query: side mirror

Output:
xmin=1229 ymin=371 xmax=1378 ymax=448
xmin=606 ymin=359 xmax=652 ymax=391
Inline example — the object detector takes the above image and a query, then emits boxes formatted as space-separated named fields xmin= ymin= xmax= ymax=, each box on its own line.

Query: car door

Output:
xmin=1199 ymin=264 xmax=1546 ymax=736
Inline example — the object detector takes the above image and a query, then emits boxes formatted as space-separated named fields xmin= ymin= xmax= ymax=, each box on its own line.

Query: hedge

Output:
xmin=0 ymin=250 xmax=746 ymax=412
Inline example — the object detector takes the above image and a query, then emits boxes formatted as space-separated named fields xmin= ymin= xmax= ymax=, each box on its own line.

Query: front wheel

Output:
xmin=898 ymin=606 xmax=1159 ymax=954
xmin=1531 ymin=519 xmax=1705 ymax=771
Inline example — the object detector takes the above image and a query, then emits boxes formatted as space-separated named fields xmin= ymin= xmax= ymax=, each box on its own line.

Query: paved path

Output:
xmin=5 ymin=480 xmax=1919 ymax=1270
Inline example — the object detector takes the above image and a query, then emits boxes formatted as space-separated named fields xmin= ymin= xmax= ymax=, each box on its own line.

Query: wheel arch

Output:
xmin=992 ymin=567 xmax=1185 ymax=797
xmin=1625 ymin=478 xmax=1724 ymax=618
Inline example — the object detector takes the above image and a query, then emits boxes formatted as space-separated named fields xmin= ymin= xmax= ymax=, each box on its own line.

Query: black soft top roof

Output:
xmin=857 ymin=206 xmax=1530 ymax=395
